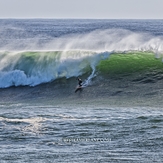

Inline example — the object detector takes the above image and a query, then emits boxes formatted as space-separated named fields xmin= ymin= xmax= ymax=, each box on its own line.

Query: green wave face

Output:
xmin=97 ymin=52 xmax=163 ymax=76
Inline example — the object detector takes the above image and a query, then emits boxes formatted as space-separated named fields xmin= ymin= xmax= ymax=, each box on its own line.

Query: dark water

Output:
xmin=1 ymin=103 xmax=163 ymax=162
xmin=0 ymin=19 xmax=163 ymax=162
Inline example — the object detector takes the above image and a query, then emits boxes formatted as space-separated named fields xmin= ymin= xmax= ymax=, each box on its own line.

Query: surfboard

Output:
xmin=75 ymin=86 xmax=82 ymax=93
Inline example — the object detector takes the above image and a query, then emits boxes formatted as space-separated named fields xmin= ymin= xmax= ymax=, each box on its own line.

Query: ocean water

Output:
xmin=0 ymin=19 xmax=163 ymax=162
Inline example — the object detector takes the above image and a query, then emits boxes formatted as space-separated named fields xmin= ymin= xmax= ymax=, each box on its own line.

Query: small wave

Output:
xmin=0 ymin=116 xmax=46 ymax=134
xmin=149 ymin=118 xmax=163 ymax=123
xmin=137 ymin=116 xmax=148 ymax=120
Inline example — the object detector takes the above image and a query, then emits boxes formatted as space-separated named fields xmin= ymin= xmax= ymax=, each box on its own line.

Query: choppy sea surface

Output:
xmin=0 ymin=19 xmax=163 ymax=162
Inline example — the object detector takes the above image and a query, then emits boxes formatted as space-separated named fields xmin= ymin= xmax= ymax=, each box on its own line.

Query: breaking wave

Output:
xmin=0 ymin=51 xmax=110 ymax=88
xmin=0 ymin=28 xmax=163 ymax=88
xmin=0 ymin=50 xmax=163 ymax=88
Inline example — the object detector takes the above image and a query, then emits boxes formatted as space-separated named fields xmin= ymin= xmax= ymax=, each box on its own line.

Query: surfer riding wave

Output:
xmin=77 ymin=77 xmax=82 ymax=87
xmin=75 ymin=77 xmax=83 ymax=93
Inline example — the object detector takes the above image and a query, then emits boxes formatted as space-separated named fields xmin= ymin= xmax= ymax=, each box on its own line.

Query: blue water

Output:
xmin=1 ymin=103 xmax=163 ymax=162
xmin=0 ymin=19 xmax=163 ymax=162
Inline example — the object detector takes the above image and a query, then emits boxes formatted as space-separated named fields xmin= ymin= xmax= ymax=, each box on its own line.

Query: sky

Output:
xmin=0 ymin=0 xmax=162 ymax=19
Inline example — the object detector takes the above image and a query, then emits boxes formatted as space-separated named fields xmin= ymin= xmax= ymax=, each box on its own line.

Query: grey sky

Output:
xmin=0 ymin=0 xmax=162 ymax=19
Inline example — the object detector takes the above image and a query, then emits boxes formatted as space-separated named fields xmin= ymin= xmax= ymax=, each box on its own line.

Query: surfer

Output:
xmin=75 ymin=77 xmax=83 ymax=93
xmin=77 ymin=77 xmax=82 ymax=87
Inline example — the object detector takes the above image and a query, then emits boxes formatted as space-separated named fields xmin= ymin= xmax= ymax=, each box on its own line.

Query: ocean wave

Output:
xmin=1 ymin=28 xmax=163 ymax=88
xmin=0 ymin=50 xmax=163 ymax=88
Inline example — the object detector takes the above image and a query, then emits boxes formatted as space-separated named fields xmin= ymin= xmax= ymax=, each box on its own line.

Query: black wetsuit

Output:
xmin=78 ymin=78 xmax=82 ymax=87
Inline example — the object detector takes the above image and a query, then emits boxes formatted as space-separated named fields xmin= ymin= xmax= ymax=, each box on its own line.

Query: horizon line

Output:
xmin=0 ymin=17 xmax=162 ymax=20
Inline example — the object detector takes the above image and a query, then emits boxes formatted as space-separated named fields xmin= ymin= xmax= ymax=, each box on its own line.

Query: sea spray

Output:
xmin=1 ymin=27 xmax=163 ymax=53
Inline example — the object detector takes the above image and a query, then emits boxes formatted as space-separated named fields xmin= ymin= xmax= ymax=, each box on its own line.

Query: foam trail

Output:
xmin=82 ymin=51 xmax=110 ymax=87
xmin=82 ymin=67 xmax=96 ymax=87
